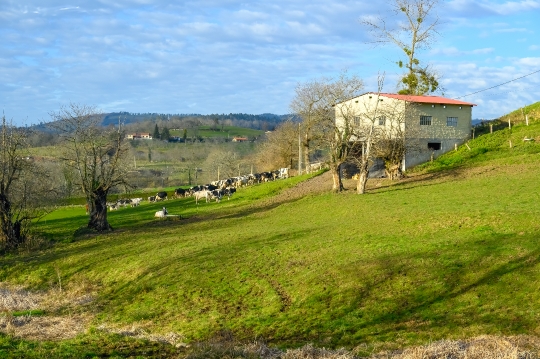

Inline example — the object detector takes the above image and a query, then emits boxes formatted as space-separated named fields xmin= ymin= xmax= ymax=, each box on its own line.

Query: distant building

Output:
xmin=127 ymin=133 xmax=152 ymax=140
xmin=232 ymin=136 xmax=248 ymax=142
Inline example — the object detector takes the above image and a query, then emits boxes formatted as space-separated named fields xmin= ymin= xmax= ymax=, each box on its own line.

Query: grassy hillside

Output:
xmin=170 ymin=125 xmax=264 ymax=140
xmin=1 ymin=120 xmax=540 ymax=357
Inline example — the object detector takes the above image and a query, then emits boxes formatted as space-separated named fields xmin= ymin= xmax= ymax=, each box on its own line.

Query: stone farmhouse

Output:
xmin=335 ymin=93 xmax=476 ymax=173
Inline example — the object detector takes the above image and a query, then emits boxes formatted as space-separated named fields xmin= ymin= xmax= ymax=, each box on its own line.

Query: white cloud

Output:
xmin=515 ymin=57 xmax=540 ymax=66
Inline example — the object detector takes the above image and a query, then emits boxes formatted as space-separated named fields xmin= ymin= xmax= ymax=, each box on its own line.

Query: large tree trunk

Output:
xmin=88 ymin=188 xmax=112 ymax=231
xmin=330 ymin=164 xmax=344 ymax=192
xmin=0 ymin=193 xmax=24 ymax=249
xmin=356 ymin=162 xmax=369 ymax=194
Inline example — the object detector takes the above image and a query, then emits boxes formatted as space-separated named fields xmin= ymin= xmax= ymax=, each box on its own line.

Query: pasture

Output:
xmin=1 ymin=121 xmax=540 ymax=357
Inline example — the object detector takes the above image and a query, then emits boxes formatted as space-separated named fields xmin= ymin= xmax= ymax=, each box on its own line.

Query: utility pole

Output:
xmin=298 ymin=123 xmax=302 ymax=175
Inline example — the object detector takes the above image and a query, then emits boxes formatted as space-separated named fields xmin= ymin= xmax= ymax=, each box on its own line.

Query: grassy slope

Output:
xmin=2 ymin=121 xmax=540 ymax=356
xmin=171 ymin=125 xmax=264 ymax=139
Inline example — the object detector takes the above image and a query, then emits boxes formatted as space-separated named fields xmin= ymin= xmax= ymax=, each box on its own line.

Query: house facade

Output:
xmin=127 ymin=132 xmax=152 ymax=140
xmin=335 ymin=93 xmax=476 ymax=171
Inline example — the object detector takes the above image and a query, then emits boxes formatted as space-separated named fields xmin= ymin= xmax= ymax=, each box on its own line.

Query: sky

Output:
xmin=1 ymin=0 xmax=539 ymax=125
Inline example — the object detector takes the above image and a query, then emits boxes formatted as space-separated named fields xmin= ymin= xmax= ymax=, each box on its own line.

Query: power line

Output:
xmin=454 ymin=68 xmax=540 ymax=99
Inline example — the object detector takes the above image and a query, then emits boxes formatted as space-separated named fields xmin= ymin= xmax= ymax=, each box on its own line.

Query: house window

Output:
xmin=378 ymin=116 xmax=386 ymax=126
xmin=447 ymin=117 xmax=458 ymax=127
xmin=354 ymin=116 xmax=360 ymax=126
xmin=420 ymin=115 xmax=432 ymax=126
xmin=428 ymin=142 xmax=441 ymax=150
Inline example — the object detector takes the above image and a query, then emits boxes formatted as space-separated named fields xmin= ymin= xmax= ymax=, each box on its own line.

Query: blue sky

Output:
xmin=1 ymin=0 xmax=539 ymax=125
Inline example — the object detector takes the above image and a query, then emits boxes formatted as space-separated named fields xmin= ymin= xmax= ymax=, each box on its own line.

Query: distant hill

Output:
xmin=29 ymin=112 xmax=296 ymax=133
xmin=101 ymin=112 xmax=296 ymax=130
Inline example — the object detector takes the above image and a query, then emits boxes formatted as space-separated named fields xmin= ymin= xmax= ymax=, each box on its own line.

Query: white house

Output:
xmin=335 ymin=93 xmax=476 ymax=173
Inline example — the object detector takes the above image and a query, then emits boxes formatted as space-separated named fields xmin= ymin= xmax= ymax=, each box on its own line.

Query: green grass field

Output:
xmin=171 ymin=125 xmax=264 ymax=140
xmin=1 ymin=121 xmax=540 ymax=357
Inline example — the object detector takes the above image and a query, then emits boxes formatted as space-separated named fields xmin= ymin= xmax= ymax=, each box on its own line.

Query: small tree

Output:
xmin=161 ymin=126 xmax=171 ymax=141
xmin=362 ymin=0 xmax=440 ymax=95
xmin=0 ymin=115 xmax=54 ymax=251
xmin=50 ymin=104 xmax=130 ymax=232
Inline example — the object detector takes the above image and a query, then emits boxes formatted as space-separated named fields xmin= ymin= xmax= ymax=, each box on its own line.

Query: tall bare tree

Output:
xmin=292 ymin=73 xmax=364 ymax=191
xmin=362 ymin=0 xmax=440 ymax=95
xmin=290 ymin=79 xmax=328 ymax=173
xmin=0 ymin=115 xmax=54 ymax=251
xmin=50 ymin=104 xmax=130 ymax=232
xmin=321 ymin=74 xmax=365 ymax=191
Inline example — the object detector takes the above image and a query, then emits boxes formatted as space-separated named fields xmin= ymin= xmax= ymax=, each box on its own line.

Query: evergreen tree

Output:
xmin=153 ymin=124 xmax=160 ymax=140
xmin=161 ymin=126 xmax=170 ymax=141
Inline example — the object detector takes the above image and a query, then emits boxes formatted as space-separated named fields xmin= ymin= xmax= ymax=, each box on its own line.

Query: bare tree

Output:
xmin=0 ymin=115 xmax=55 ymax=251
xmin=256 ymin=120 xmax=299 ymax=171
xmin=290 ymin=79 xmax=328 ymax=173
xmin=321 ymin=74 xmax=365 ymax=192
xmin=374 ymin=102 xmax=422 ymax=180
xmin=348 ymin=79 xmax=386 ymax=194
xmin=50 ymin=104 xmax=130 ymax=232
xmin=362 ymin=0 xmax=440 ymax=95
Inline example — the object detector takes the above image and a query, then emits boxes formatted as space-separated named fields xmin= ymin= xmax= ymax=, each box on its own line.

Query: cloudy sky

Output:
xmin=1 ymin=0 xmax=539 ymax=125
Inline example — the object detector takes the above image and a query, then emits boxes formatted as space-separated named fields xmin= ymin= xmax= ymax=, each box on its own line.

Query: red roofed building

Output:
xmin=335 ymin=92 xmax=476 ymax=172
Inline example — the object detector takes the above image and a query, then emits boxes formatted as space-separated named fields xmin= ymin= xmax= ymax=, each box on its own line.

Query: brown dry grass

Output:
xmin=0 ymin=281 xmax=96 ymax=340
xmin=182 ymin=334 xmax=540 ymax=359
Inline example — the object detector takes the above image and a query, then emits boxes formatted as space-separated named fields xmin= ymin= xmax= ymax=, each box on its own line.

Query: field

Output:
xmin=1 ymin=121 xmax=540 ymax=357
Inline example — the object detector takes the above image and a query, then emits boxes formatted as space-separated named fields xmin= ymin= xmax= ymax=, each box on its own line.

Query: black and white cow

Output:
xmin=174 ymin=188 xmax=186 ymax=198
xmin=156 ymin=191 xmax=168 ymax=201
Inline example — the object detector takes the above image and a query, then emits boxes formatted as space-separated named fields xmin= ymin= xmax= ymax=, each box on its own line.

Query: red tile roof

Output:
xmin=371 ymin=93 xmax=476 ymax=106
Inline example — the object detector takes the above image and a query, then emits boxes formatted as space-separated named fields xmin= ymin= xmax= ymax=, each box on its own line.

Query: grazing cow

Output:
xmin=154 ymin=207 xmax=168 ymax=218
xmin=117 ymin=198 xmax=131 ymax=208
xmin=156 ymin=191 xmax=168 ymax=201
xmin=148 ymin=195 xmax=156 ymax=202
xmin=108 ymin=202 xmax=118 ymax=211
xmin=223 ymin=187 xmax=236 ymax=200
xmin=193 ymin=190 xmax=210 ymax=204
xmin=279 ymin=167 xmax=289 ymax=179
xmin=209 ymin=189 xmax=222 ymax=203
xmin=130 ymin=198 xmax=142 ymax=207
xmin=174 ymin=188 xmax=186 ymax=198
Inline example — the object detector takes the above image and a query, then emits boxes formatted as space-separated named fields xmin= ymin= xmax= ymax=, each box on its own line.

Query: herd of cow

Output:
xmin=105 ymin=167 xmax=290 ymax=214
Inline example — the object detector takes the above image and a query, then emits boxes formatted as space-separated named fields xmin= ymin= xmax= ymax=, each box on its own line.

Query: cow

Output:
xmin=209 ymin=189 xmax=222 ymax=203
xmin=148 ymin=196 xmax=156 ymax=202
xmin=279 ymin=167 xmax=289 ymax=179
xmin=155 ymin=191 xmax=168 ymax=201
xmin=223 ymin=187 xmax=236 ymax=200
xmin=193 ymin=190 xmax=210 ymax=204
xmin=130 ymin=198 xmax=142 ymax=207
xmin=117 ymin=198 xmax=131 ymax=208
xmin=174 ymin=188 xmax=186 ymax=198
xmin=108 ymin=202 xmax=118 ymax=211
xmin=154 ymin=207 xmax=168 ymax=218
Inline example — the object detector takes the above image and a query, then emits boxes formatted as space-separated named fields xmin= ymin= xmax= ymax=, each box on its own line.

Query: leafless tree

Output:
xmin=256 ymin=120 xmax=299 ymax=171
xmin=49 ymin=104 xmax=130 ymax=232
xmin=291 ymin=73 xmax=364 ymax=191
xmin=0 ymin=115 xmax=55 ymax=251
xmin=362 ymin=0 xmax=440 ymax=95
xmin=290 ymin=79 xmax=328 ymax=173
xmin=321 ymin=74 xmax=365 ymax=191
